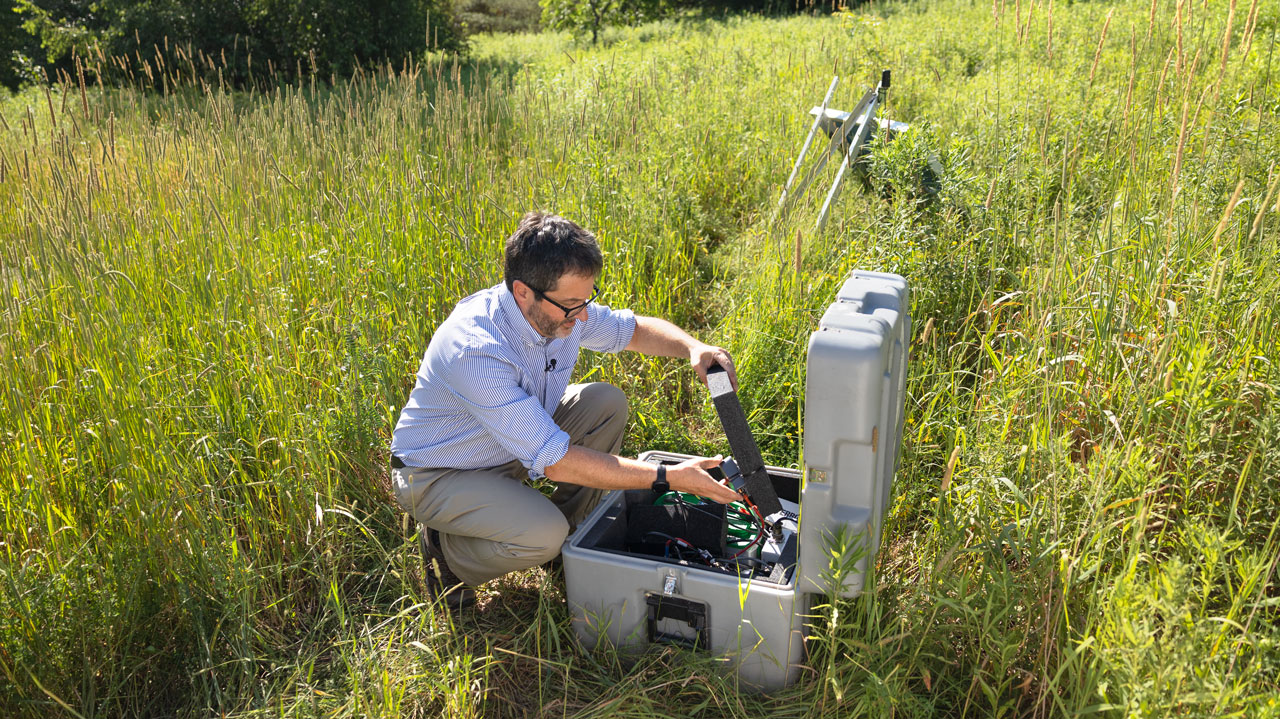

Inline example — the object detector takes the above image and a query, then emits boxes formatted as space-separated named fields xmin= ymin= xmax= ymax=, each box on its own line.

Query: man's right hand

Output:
xmin=667 ymin=455 xmax=744 ymax=504
xmin=547 ymin=446 xmax=747 ymax=504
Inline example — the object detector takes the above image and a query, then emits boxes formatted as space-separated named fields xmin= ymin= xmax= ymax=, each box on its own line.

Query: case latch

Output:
xmin=662 ymin=574 xmax=678 ymax=596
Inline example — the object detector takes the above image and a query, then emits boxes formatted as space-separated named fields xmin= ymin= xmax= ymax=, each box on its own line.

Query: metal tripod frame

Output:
xmin=775 ymin=70 xmax=891 ymax=233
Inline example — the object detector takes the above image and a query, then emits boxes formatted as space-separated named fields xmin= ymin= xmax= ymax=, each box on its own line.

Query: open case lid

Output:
xmin=798 ymin=270 xmax=910 ymax=597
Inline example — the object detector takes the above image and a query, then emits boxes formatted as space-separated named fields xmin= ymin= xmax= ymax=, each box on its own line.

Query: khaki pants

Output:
xmin=391 ymin=382 xmax=628 ymax=586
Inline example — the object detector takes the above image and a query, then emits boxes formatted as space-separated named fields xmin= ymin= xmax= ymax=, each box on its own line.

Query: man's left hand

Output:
xmin=690 ymin=344 xmax=738 ymax=391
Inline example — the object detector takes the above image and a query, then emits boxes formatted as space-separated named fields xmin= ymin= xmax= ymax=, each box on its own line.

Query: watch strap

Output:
xmin=651 ymin=464 xmax=669 ymax=494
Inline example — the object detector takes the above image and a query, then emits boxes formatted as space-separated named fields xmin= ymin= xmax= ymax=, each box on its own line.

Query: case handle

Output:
xmin=644 ymin=592 xmax=710 ymax=650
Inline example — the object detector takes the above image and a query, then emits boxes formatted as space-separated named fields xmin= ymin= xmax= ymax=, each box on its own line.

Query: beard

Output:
xmin=529 ymin=302 xmax=577 ymax=339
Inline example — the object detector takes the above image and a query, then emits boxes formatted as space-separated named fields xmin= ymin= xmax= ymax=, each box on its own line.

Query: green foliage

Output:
xmin=3 ymin=1 xmax=1280 ymax=717
xmin=8 ymin=0 xmax=464 ymax=89
xmin=539 ymin=0 xmax=669 ymax=43
xmin=696 ymin=0 xmax=813 ymax=13
xmin=457 ymin=0 xmax=543 ymax=34
xmin=535 ymin=0 xmax=843 ymax=47
xmin=1 ymin=3 xmax=44 ymax=89
xmin=13 ymin=0 xmax=101 ymax=62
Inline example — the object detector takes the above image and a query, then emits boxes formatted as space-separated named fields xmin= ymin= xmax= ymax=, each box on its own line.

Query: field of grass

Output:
xmin=2 ymin=0 xmax=1278 ymax=716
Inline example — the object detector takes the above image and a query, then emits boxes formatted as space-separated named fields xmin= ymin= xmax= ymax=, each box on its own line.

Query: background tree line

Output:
xmin=0 ymin=0 xmax=465 ymax=91
xmin=2 ymin=0 xmax=838 ymax=91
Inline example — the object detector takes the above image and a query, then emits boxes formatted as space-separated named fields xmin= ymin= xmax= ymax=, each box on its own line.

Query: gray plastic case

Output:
xmin=562 ymin=270 xmax=909 ymax=690
xmin=798 ymin=270 xmax=909 ymax=597
xmin=562 ymin=451 xmax=807 ymax=690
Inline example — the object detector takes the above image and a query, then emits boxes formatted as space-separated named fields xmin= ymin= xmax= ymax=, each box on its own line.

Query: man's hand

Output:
xmin=668 ymin=455 xmax=743 ymax=504
xmin=547 ymin=448 xmax=742 ymax=504
xmin=689 ymin=344 xmax=738 ymax=391
xmin=625 ymin=317 xmax=738 ymax=391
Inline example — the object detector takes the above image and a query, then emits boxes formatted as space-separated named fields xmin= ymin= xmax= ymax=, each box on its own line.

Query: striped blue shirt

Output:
xmin=391 ymin=282 xmax=636 ymax=478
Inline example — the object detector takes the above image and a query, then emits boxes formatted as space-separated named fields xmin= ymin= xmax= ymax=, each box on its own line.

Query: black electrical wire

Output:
xmin=667 ymin=497 xmax=729 ymax=523
xmin=644 ymin=496 xmax=783 ymax=570
xmin=640 ymin=531 xmax=701 ymax=563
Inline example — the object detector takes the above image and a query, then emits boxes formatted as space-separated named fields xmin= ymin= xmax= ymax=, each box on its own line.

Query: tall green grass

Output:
xmin=2 ymin=0 xmax=1278 ymax=716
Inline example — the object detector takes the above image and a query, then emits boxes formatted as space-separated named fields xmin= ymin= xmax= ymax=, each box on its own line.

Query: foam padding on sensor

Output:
xmin=706 ymin=365 xmax=783 ymax=517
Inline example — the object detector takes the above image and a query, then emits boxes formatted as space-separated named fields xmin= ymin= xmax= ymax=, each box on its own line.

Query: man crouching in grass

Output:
xmin=389 ymin=211 xmax=741 ymax=609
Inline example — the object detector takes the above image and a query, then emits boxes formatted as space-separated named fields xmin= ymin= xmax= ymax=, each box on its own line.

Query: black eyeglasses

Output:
xmin=526 ymin=282 xmax=600 ymax=319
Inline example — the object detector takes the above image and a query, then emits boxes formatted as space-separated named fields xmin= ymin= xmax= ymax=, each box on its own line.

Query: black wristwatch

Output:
xmin=651 ymin=464 xmax=669 ymax=495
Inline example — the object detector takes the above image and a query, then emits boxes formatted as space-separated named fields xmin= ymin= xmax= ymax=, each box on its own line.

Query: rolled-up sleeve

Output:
xmin=580 ymin=302 xmax=636 ymax=353
xmin=443 ymin=350 xmax=570 ymax=476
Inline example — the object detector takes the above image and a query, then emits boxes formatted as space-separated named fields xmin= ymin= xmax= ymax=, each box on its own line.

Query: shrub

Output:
xmin=10 ymin=0 xmax=465 ymax=89
xmin=457 ymin=0 xmax=542 ymax=34
xmin=539 ymin=0 xmax=669 ymax=44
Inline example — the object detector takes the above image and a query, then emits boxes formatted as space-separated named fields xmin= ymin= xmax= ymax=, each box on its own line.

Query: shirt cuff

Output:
xmin=528 ymin=428 xmax=571 ymax=479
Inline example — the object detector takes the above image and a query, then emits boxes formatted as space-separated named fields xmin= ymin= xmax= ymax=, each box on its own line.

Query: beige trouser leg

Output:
xmin=391 ymin=382 xmax=628 ymax=586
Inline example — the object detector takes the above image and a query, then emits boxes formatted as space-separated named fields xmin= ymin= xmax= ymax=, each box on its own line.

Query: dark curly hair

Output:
xmin=503 ymin=212 xmax=603 ymax=293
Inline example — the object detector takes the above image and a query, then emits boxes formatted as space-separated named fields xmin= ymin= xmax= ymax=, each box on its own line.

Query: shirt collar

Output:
xmin=497 ymin=283 xmax=549 ymax=348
